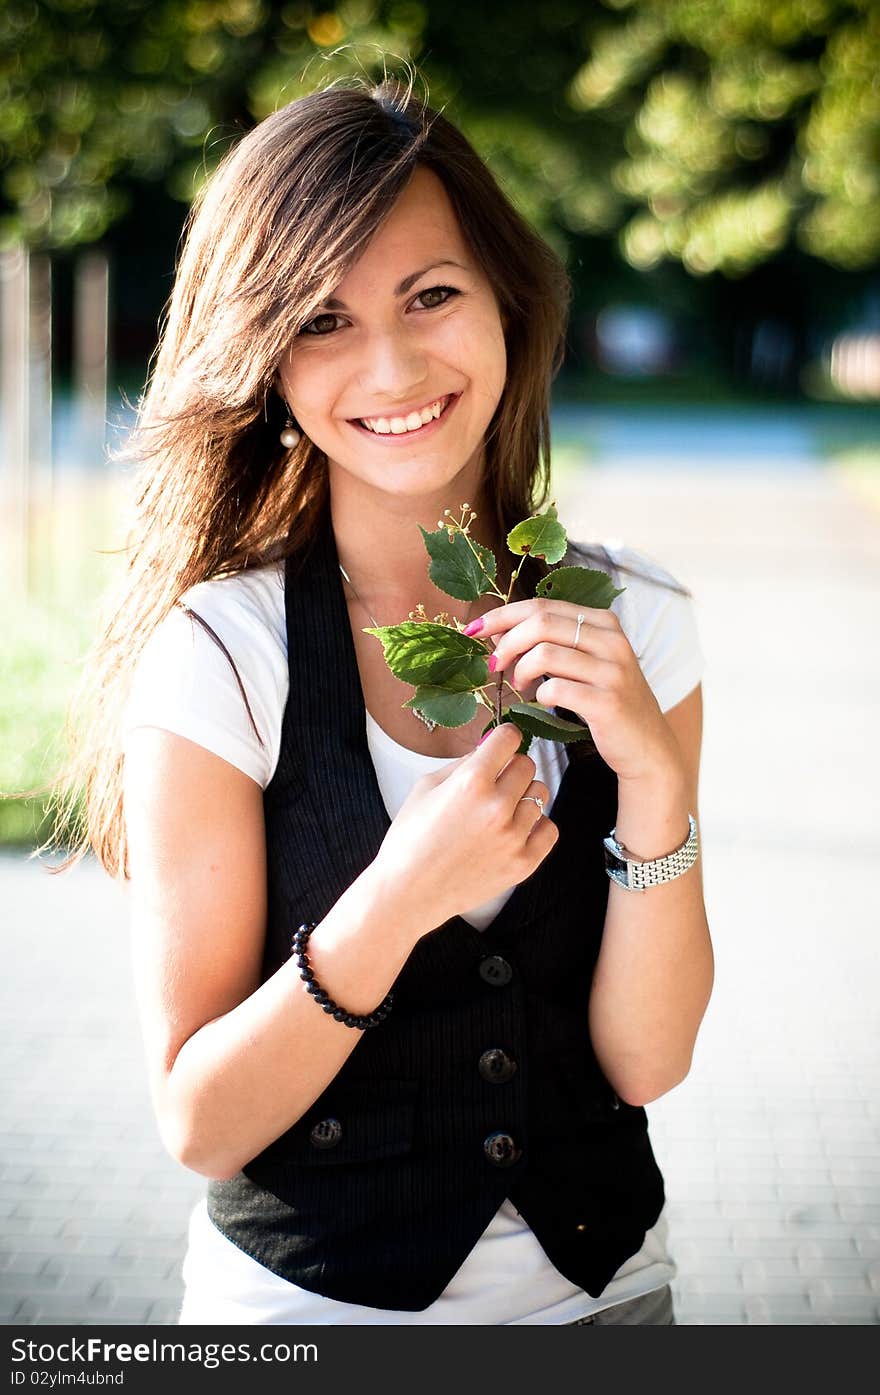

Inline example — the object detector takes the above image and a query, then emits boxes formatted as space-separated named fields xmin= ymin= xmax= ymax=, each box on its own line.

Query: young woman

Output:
xmin=58 ymin=74 xmax=713 ymax=1324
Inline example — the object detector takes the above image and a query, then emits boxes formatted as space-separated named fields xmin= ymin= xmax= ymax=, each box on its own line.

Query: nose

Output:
xmin=357 ymin=328 xmax=429 ymax=404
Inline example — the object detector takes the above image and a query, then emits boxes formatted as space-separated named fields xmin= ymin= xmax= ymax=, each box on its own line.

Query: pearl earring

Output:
xmin=280 ymin=416 xmax=301 ymax=449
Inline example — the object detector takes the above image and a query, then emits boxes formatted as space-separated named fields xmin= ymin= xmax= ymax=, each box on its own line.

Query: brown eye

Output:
xmin=415 ymin=286 xmax=458 ymax=310
xmin=298 ymin=313 xmax=340 ymax=337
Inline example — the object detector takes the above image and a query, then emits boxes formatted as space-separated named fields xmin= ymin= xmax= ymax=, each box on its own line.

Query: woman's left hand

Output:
xmin=470 ymin=599 xmax=684 ymax=786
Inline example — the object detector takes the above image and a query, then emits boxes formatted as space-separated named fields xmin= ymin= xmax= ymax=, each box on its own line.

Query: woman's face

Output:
xmin=277 ymin=165 xmax=507 ymax=507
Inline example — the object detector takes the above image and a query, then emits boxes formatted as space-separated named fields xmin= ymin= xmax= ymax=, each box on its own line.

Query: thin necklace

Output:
xmin=338 ymin=561 xmax=479 ymax=735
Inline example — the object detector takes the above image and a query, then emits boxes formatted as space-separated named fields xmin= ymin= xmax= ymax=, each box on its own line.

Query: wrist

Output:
xmin=357 ymin=858 xmax=441 ymax=948
xmin=613 ymin=768 xmax=691 ymax=863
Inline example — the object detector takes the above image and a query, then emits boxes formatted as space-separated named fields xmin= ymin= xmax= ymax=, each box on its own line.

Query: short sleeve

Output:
xmin=604 ymin=544 xmax=706 ymax=713
xmin=121 ymin=565 xmax=288 ymax=789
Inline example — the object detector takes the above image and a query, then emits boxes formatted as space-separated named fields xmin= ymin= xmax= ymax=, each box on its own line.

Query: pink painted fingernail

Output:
xmin=463 ymin=617 xmax=484 ymax=636
xmin=487 ymin=654 xmax=498 ymax=672
xmin=477 ymin=731 xmax=492 ymax=746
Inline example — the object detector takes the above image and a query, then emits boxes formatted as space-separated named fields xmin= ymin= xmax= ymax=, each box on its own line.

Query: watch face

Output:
xmin=603 ymin=845 xmax=626 ymax=874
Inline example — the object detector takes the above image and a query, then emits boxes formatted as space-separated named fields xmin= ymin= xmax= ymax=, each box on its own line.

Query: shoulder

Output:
xmin=176 ymin=560 xmax=287 ymax=654
xmin=124 ymin=560 xmax=288 ymax=789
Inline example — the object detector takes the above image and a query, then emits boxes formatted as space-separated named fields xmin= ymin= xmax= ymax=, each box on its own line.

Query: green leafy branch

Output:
xmin=363 ymin=502 xmax=626 ymax=754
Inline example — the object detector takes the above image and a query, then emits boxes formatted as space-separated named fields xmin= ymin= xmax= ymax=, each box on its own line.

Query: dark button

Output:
xmin=478 ymin=1048 xmax=518 ymax=1084
xmin=479 ymin=955 xmax=513 ymax=987
xmin=610 ymin=1093 xmax=621 ymax=1111
xmin=309 ymin=1117 xmax=343 ymax=1149
xmin=483 ymin=1131 xmax=522 ymax=1168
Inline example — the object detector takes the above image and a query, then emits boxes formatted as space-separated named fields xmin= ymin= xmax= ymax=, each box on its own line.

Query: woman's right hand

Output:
xmin=371 ymin=722 xmax=558 ymax=935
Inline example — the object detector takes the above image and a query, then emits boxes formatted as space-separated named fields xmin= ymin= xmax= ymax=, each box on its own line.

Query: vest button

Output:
xmin=483 ymin=1131 xmax=522 ymax=1168
xmin=478 ymin=955 xmax=513 ymax=987
xmin=478 ymin=1048 xmax=518 ymax=1084
xmin=309 ymin=1117 xmax=343 ymax=1149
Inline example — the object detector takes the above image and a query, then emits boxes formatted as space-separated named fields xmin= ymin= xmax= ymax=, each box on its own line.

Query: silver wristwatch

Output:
xmin=603 ymin=814 xmax=699 ymax=892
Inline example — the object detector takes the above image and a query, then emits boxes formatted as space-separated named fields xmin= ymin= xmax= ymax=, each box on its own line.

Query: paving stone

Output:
xmin=91 ymin=1276 xmax=167 ymax=1301
xmin=40 ymin=1254 xmax=137 ymax=1279
xmin=147 ymin=1298 xmax=183 ymax=1324
xmin=11 ymin=1198 xmax=97 ymax=1219
xmin=0 ymin=1252 xmax=51 ymax=1276
xmin=837 ymin=1204 xmax=880 ymax=1224
xmin=0 ymin=1271 xmax=62 ymax=1293
xmin=731 ymin=1238 xmax=803 ymax=1259
xmin=63 ymin=1237 xmax=127 ymax=1258
xmin=684 ymin=1314 xmax=747 ymax=1325
xmin=808 ymin=1292 xmax=879 ymax=1320
xmin=738 ymin=1258 xmax=801 ymax=1281
xmin=1 ymin=1218 xmax=66 ymax=1238
xmin=675 ymin=1292 xmax=747 ymax=1318
xmin=742 ymin=1294 xmax=813 ymax=1319
xmin=14 ymin=1295 xmax=151 ymax=1324
xmin=677 ymin=1274 xmax=744 ymax=1297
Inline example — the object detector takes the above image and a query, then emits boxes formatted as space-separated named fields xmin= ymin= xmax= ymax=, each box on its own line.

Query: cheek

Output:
xmin=278 ymin=353 xmax=337 ymax=429
xmin=447 ymin=313 xmax=507 ymax=399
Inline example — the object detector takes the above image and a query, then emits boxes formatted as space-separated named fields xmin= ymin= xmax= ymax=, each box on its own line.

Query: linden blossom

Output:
xmin=363 ymin=501 xmax=626 ymax=749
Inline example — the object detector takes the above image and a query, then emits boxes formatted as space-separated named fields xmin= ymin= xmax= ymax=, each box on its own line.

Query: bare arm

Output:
xmin=123 ymin=729 xmax=427 ymax=1182
xmin=588 ymin=684 xmax=714 ymax=1105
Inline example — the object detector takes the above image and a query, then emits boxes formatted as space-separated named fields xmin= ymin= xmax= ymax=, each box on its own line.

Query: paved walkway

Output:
xmin=2 ymin=450 xmax=879 ymax=1325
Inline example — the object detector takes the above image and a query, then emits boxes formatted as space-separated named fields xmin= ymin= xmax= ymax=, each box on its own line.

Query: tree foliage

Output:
xmin=1 ymin=0 xmax=876 ymax=274
xmin=569 ymin=0 xmax=880 ymax=273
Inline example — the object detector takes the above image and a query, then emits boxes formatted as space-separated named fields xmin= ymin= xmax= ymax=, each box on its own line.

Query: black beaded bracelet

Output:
xmin=291 ymin=922 xmax=394 ymax=1030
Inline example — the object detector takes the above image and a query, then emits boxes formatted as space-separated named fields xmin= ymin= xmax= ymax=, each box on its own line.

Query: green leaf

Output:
xmin=419 ymin=525 xmax=497 ymax=602
xmin=506 ymin=503 xmax=567 ymax=564
xmin=403 ymin=686 xmax=479 ymax=728
xmin=535 ymin=565 xmax=626 ymax=609
xmin=497 ymin=713 xmax=534 ymax=756
xmin=507 ymin=701 xmax=594 ymax=745
xmin=363 ymin=622 xmax=489 ymax=688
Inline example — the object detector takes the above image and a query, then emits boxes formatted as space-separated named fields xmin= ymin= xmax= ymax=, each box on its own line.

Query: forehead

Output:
xmin=336 ymin=166 xmax=472 ymax=290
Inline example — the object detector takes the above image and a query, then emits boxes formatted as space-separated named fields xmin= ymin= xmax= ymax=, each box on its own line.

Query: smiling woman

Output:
xmin=39 ymin=67 xmax=711 ymax=1327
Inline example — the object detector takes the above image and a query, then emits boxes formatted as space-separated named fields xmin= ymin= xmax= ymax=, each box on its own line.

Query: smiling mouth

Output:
xmin=350 ymin=393 xmax=457 ymax=437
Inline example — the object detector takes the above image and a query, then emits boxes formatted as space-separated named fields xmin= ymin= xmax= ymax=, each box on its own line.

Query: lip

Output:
xmin=346 ymin=392 xmax=461 ymax=442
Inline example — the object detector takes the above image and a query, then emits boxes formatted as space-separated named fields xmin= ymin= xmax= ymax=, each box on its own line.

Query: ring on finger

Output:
xmin=520 ymin=794 xmax=545 ymax=815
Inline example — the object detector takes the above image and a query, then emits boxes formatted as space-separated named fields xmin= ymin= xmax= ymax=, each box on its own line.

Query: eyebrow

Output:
xmin=321 ymin=260 xmax=470 ymax=311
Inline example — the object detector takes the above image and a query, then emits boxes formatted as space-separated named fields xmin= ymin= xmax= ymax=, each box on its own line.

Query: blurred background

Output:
xmin=1 ymin=0 xmax=878 ymax=1326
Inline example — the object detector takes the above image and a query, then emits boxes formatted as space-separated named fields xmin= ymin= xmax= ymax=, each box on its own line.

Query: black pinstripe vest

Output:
xmin=206 ymin=504 xmax=665 ymax=1311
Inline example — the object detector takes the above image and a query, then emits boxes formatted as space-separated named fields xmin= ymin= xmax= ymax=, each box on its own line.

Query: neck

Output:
xmin=328 ymin=466 xmax=507 ymax=621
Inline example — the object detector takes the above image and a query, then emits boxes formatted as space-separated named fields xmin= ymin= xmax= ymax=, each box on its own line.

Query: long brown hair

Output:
xmin=25 ymin=69 xmax=689 ymax=881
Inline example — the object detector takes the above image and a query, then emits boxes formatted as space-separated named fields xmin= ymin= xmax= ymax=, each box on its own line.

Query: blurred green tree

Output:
xmin=568 ymin=0 xmax=880 ymax=274
xmin=1 ymin=0 xmax=876 ymax=275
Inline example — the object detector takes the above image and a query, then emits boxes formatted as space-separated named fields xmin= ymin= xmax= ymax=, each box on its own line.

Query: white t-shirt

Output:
xmin=123 ymin=541 xmax=705 ymax=1325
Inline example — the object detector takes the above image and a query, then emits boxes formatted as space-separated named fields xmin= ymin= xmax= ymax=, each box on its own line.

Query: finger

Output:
xmin=510 ymin=642 xmax=618 ymax=693
xmin=465 ymin=600 xmax=619 ymax=645
xmin=468 ymin=719 xmax=522 ymax=770
xmin=512 ymin=781 xmax=550 ymax=830
xmin=488 ymin=612 xmax=623 ymax=676
xmin=495 ymin=756 xmax=541 ymax=805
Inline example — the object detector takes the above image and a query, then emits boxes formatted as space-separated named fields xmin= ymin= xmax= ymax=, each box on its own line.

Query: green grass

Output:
xmin=1 ymin=477 xmax=128 ymax=850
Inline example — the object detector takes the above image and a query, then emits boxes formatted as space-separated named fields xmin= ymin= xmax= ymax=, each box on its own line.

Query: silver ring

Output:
xmin=521 ymin=795 xmax=545 ymax=815
xmin=572 ymin=613 xmax=585 ymax=649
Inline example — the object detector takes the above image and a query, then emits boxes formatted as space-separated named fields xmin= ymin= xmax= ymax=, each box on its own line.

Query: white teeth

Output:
xmin=360 ymin=396 xmax=449 ymax=435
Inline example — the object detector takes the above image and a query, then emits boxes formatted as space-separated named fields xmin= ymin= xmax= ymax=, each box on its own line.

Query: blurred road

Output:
xmin=2 ymin=425 xmax=879 ymax=1325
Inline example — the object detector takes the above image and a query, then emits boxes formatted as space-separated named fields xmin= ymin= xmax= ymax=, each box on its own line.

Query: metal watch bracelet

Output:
xmin=603 ymin=813 xmax=699 ymax=893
